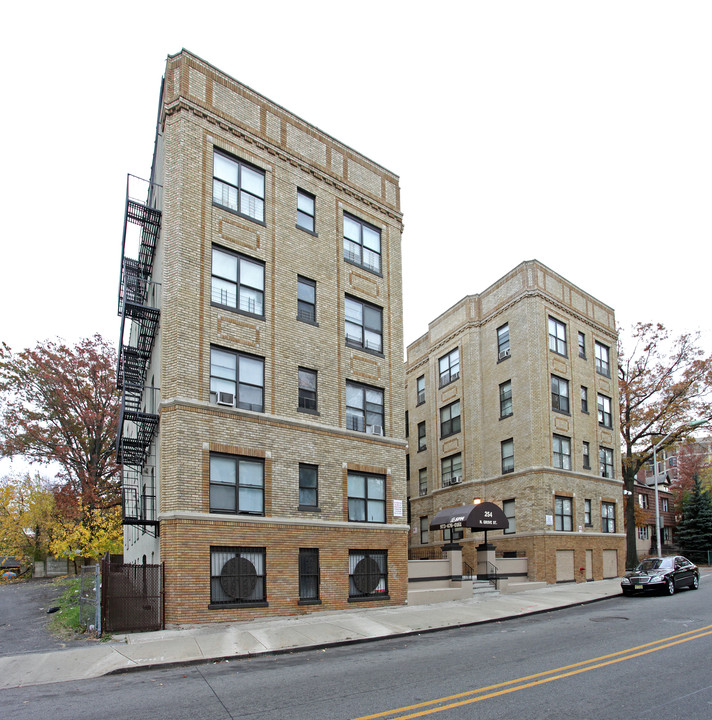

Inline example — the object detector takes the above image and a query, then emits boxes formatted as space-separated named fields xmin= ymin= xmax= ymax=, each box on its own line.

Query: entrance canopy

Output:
xmin=429 ymin=502 xmax=509 ymax=531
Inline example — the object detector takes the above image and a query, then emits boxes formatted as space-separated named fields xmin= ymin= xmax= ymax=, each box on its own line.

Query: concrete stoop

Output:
xmin=472 ymin=579 xmax=500 ymax=598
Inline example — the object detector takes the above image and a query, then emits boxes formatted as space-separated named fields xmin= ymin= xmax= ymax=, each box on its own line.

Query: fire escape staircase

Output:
xmin=116 ymin=175 xmax=162 ymax=537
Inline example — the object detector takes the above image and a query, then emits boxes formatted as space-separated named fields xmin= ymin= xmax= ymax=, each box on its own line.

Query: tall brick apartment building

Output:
xmin=117 ymin=50 xmax=407 ymax=624
xmin=406 ymin=261 xmax=625 ymax=584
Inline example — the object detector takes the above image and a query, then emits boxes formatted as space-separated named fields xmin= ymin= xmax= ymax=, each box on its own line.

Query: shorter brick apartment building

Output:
xmin=406 ymin=261 xmax=626 ymax=584
xmin=116 ymin=51 xmax=408 ymax=624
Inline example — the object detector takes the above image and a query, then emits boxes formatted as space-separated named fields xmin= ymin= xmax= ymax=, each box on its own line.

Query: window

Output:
xmin=345 ymin=296 xmax=383 ymax=353
xmin=347 ymin=473 xmax=386 ymax=523
xmin=346 ymin=381 xmax=384 ymax=433
xmin=443 ymin=527 xmax=464 ymax=542
xmin=638 ymin=525 xmax=649 ymax=540
xmin=417 ymin=421 xmax=426 ymax=451
xmin=297 ymin=368 xmax=317 ymax=412
xmin=440 ymin=400 xmax=461 ymax=438
xmin=416 ymin=375 xmax=425 ymax=405
xmin=661 ymin=498 xmax=669 ymax=512
xmin=209 ymin=454 xmax=264 ymax=515
xmin=441 ymin=453 xmax=462 ymax=487
xmin=296 ymin=189 xmax=316 ymax=233
xmin=583 ymin=441 xmax=591 ymax=469
xmin=210 ymin=347 xmax=264 ymax=411
xmin=551 ymin=375 xmax=570 ymax=413
xmin=299 ymin=548 xmax=320 ymax=603
xmin=419 ymin=517 xmax=429 ymax=544
xmin=595 ymin=341 xmax=610 ymax=377
xmin=578 ymin=331 xmax=586 ymax=358
xmin=349 ymin=550 xmax=388 ymax=599
xmin=210 ymin=547 xmax=266 ymax=606
xmin=343 ymin=213 xmax=381 ymax=273
xmin=553 ymin=434 xmax=572 ymax=470
xmin=599 ymin=446 xmax=614 ymax=478
xmin=584 ymin=499 xmax=592 ymax=526
xmin=663 ymin=527 xmax=672 ymax=544
xmin=581 ymin=386 xmax=589 ymax=413
xmin=297 ymin=276 xmax=316 ymax=323
xmin=548 ymin=316 xmax=567 ymax=356
xmin=405 ymin=411 xmax=409 ymax=437
xmin=602 ymin=502 xmax=616 ymax=533
xmin=638 ymin=494 xmax=649 ymax=509
xmin=503 ymin=499 xmax=515 ymax=534
xmin=299 ymin=463 xmax=318 ymax=508
xmin=497 ymin=323 xmax=510 ymax=359
xmin=418 ymin=468 xmax=428 ymax=496
xmin=439 ymin=348 xmax=460 ymax=388
xmin=500 ymin=380 xmax=513 ymax=418
xmin=213 ymin=149 xmax=265 ymax=222
xmin=211 ymin=247 xmax=265 ymax=316
xmin=597 ymin=394 xmax=612 ymax=428
xmin=501 ymin=439 xmax=514 ymax=474
xmin=554 ymin=496 xmax=573 ymax=531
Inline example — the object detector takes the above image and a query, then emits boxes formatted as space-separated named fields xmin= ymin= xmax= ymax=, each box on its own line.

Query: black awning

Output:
xmin=430 ymin=502 xmax=509 ymax=531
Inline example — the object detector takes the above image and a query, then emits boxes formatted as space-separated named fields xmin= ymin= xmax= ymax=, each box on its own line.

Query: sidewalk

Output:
xmin=0 ymin=579 xmax=622 ymax=690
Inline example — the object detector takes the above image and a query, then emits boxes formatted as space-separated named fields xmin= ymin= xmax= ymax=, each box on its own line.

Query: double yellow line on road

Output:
xmin=352 ymin=624 xmax=712 ymax=720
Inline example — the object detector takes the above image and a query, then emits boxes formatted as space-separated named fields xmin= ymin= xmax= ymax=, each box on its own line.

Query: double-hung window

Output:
xmin=503 ymin=499 xmax=516 ymax=533
xmin=343 ymin=213 xmax=381 ymax=273
xmin=211 ymin=246 xmax=265 ymax=316
xmin=210 ymin=347 xmax=264 ymax=411
xmin=345 ymin=297 xmax=383 ymax=353
xmin=501 ymin=439 xmax=514 ymax=474
xmin=209 ymin=454 xmax=264 ymax=515
xmin=440 ymin=400 xmax=461 ymax=438
xmin=419 ymin=517 xmax=429 ymax=544
xmin=298 ymin=368 xmax=317 ymax=412
xmin=297 ymin=276 xmax=316 ymax=323
xmin=602 ymin=502 xmax=616 ymax=533
xmin=551 ymin=375 xmax=570 ymax=413
xmin=299 ymin=464 xmax=318 ymax=508
xmin=548 ymin=316 xmax=567 ymax=356
xmin=418 ymin=468 xmax=427 ymax=496
xmin=595 ymin=341 xmax=610 ymax=377
xmin=417 ymin=421 xmax=426 ymax=451
xmin=553 ymin=434 xmax=572 ymax=470
xmin=299 ymin=548 xmax=320 ymax=602
xmin=598 ymin=394 xmax=612 ymax=428
xmin=210 ymin=546 xmax=266 ymax=606
xmin=441 ymin=453 xmax=462 ymax=487
xmin=599 ymin=446 xmax=614 ymax=478
xmin=583 ymin=441 xmax=591 ymax=469
xmin=500 ymin=380 xmax=513 ymax=418
xmin=581 ymin=386 xmax=589 ymax=413
xmin=497 ymin=323 xmax=510 ymax=359
xmin=584 ymin=498 xmax=592 ymax=526
xmin=346 ymin=381 xmax=384 ymax=434
xmin=296 ymin=189 xmax=316 ymax=233
xmin=347 ymin=473 xmax=386 ymax=523
xmin=578 ymin=331 xmax=586 ymax=358
xmin=439 ymin=348 xmax=460 ymax=388
xmin=554 ymin=496 xmax=573 ymax=531
xmin=416 ymin=375 xmax=425 ymax=405
xmin=212 ymin=150 xmax=265 ymax=222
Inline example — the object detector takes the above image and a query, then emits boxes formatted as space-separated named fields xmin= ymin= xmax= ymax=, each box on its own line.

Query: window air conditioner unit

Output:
xmin=217 ymin=392 xmax=235 ymax=407
xmin=450 ymin=475 xmax=462 ymax=485
xmin=499 ymin=348 xmax=511 ymax=360
xmin=366 ymin=424 xmax=384 ymax=436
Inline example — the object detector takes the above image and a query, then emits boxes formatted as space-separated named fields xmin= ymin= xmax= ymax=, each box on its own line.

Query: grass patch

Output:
xmin=48 ymin=575 xmax=84 ymax=637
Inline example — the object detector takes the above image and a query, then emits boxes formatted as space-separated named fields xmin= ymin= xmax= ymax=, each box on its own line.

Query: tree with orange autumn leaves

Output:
xmin=619 ymin=323 xmax=712 ymax=568
xmin=0 ymin=335 xmax=122 ymax=563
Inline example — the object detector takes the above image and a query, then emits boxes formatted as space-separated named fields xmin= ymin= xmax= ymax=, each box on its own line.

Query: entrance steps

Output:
xmin=472 ymin=579 xmax=500 ymax=598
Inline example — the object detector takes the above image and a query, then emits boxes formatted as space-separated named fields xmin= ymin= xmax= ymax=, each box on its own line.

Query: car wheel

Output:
xmin=665 ymin=578 xmax=675 ymax=595
xmin=691 ymin=574 xmax=699 ymax=590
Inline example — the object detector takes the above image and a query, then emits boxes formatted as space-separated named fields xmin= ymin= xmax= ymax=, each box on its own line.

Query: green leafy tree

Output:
xmin=618 ymin=323 xmax=712 ymax=567
xmin=675 ymin=474 xmax=712 ymax=562
xmin=0 ymin=335 xmax=121 ymax=561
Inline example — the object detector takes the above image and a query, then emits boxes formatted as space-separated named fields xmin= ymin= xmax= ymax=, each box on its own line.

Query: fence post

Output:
xmin=96 ymin=563 xmax=102 ymax=636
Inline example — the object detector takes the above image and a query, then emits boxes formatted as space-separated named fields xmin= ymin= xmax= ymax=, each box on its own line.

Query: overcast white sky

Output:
xmin=1 ymin=1 xmax=711 ymax=361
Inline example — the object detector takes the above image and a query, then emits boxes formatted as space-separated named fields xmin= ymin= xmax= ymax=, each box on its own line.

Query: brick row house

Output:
xmin=405 ymin=261 xmax=626 ymax=584
xmin=116 ymin=50 xmax=408 ymax=624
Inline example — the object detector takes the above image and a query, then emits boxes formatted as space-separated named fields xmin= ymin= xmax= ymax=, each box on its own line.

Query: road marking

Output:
xmin=352 ymin=624 xmax=712 ymax=720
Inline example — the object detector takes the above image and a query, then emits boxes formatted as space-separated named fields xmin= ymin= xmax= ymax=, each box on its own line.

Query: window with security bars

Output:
xmin=212 ymin=150 xmax=265 ymax=222
xmin=602 ymin=502 xmax=616 ymax=533
xmin=343 ymin=213 xmax=381 ymax=273
xmin=348 ymin=550 xmax=388 ymax=599
xmin=210 ymin=547 xmax=266 ymax=606
xmin=211 ymin=246 xmax=265 ymax=316
xmin=298 ymin=548 xmax=320 ymax=602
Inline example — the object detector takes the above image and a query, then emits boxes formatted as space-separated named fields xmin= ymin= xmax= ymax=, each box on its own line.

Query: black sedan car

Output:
xmin=621 ymin=556 xmax=699 ymax=596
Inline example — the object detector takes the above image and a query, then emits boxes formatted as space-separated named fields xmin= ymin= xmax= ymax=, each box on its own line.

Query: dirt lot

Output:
xmin=0 ymin=578 xmax=86 ymax=655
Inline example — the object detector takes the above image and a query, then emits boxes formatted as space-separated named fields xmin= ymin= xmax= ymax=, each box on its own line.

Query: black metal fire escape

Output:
xmin=116 ymin=175 xmax=162 ymax=537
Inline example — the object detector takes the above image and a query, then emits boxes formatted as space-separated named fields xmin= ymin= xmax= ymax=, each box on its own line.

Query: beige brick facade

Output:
xmin=406 ymin=260 xmax=625 ymax=584
xmin=120 ymin=51 xmax=407 ymax=625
